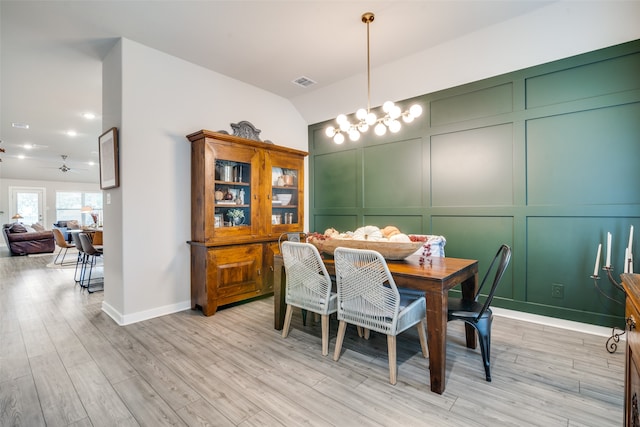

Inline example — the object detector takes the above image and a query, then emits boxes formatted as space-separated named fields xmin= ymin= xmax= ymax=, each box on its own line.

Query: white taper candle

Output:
xmin=593 ymin=243 xmax=602 ymax=276
xmin=606 ymin=232 xmax=612 ymax=268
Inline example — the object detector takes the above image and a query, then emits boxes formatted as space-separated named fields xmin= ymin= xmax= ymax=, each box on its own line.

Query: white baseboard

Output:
xmin=101 ymin=300 xmax=192 ymax=326
xmin=100 ymin=297 xmax=618 ymax=338
xmin=492 ymin=307 xmax=620 ymax=339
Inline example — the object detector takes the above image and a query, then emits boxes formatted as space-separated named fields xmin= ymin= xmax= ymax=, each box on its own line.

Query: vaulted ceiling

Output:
xmin=1 ymin=1 xmax=554 ymax=183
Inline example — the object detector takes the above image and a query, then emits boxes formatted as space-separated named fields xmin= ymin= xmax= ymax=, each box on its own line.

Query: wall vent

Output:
xmin=292 ymin=76 xmax=317 ymax=88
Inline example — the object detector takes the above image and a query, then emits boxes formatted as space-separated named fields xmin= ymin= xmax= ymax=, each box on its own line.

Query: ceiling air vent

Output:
xmin=292 ymin=76 xmax=317 ymax=88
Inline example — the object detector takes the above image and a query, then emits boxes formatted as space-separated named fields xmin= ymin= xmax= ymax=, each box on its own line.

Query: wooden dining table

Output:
xmin=273 ymin=253 xmax=479 ymax=394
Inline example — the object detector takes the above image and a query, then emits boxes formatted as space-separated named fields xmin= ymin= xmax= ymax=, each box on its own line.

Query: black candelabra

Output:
xmin=591 ymin=266 xmax=627 ymax=353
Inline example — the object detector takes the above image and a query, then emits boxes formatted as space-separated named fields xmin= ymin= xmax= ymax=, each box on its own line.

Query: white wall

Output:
xmin=101 ymin=38 xmax=307 ymax=325
xmin=292 ymin=1 xmax=640 ymax=125
xmin=0 ymin=178 xmax=100 ymax=230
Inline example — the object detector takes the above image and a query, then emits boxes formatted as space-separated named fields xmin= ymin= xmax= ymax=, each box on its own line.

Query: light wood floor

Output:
xmin=0 ymin=248 xmax=624 ymax=426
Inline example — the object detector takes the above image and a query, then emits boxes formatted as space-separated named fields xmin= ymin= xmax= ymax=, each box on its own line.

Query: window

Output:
xmin=56 ymin=192 xmax=103 ymax=226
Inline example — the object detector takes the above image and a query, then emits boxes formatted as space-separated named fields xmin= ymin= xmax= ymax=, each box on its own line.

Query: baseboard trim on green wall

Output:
xmin=492 ymin=307 xmax=618 ymax=339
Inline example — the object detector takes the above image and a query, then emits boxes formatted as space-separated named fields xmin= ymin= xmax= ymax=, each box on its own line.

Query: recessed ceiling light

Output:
xmin=17 ymin=154 xmax=25 ymax=159
xmin=67 ymin=130 xmax=77 ymax=137
xmin=12 ymin=122 xmax=30 ymax=129
xmin=88 ymin=161 xmax=95 ymax=166
xmin=83 ymin=112 xmax=96 ymax=120
xmin=24 ymin=143 xmax=34 ymax=150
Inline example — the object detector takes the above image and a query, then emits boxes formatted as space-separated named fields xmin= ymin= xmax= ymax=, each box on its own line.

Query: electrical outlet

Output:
xmin=551 ymin=283 xmax=564 ymax=299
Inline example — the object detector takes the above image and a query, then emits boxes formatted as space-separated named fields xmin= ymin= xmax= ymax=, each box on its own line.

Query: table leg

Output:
xmin=273 ymin=255 xmax=285 ymax=330
xmin=425 ymin=289 xmax=447 ymax=394
xmin=461 ymin=272 xmax=479 ymax=349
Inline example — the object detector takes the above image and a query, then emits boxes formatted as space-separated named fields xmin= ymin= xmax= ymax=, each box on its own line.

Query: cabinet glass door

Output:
xmin=271 ymin=160 xmax=300 ymax=232
xmin=210 ymin=140 xmax=261 ymax=241
xmin=214 ymin=159 xmax=251 ymax=229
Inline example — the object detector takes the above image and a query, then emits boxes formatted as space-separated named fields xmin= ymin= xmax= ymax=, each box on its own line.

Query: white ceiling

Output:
xmin=0 ymin=0 xmax=554 ymax=183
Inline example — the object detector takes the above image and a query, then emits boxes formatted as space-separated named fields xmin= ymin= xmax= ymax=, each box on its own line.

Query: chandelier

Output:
xmin=326 ymin=12 xmax=422 ymax=145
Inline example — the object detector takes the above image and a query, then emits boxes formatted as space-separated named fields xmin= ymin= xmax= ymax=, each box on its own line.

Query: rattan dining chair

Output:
xmin=52 ymin=227 xmax=77 ymax=266
xmin=333 ymin=247 xmax=428 ymax=385
xmin=447 ymin=244 xmax=511 ymax=381
xmin=281 ymin=241 xmax=337 ymax=356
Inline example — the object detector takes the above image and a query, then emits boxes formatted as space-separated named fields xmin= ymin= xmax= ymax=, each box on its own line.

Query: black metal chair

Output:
xmin=447 ymin=244 xmax=511 ymax=382
xmin=70 ymin=232 xmax=87 ymax=284
xmin=78 ymin=232 xmax=104 ymax=292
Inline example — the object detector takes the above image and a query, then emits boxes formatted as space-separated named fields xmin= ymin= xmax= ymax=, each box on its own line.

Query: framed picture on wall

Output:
xmin=99 ymin=127 xmax=119 ymax=189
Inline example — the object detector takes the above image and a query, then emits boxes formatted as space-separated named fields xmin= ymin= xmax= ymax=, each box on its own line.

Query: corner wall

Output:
xmin=101 ymin=38 xmax=307 ymax=325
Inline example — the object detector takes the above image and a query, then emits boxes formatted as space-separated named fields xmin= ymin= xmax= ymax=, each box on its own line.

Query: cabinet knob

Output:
xmin=628 ymin=316 xmax=636 ymax=331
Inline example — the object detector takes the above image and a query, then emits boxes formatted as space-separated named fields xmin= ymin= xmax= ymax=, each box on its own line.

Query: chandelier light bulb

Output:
xmin=390 ymin=105 xmax=402 ymax=120
xmin=357 ymin=122 xmax=369 ymax=132
xmin=366 ymin=112 xmax=377 ymax=126
xmin=410 ymin=104 xmax=423 ymax=117
xmin=334 ymin=133 xmax=345 ymax=144
xmin=356 ymin=108 xmax=368 ymax=120
xmin=326 ymin=126 xmax=336 ymax=137
xmin=349 ymin=129 xmax=361 ymax=141
xmin=402 ymin=114 xmax=415 ymax=123
xmin=337 ymin=114 xmax=348 ymax=125
xmin=382 ymin=101 xmax=394 ymax=113
xmin=389 ymin=120 xmax=402 ymax=133
xmin=339 ymin=121 xmax=351 ymax=132
xmin=374 ymin=122 xmax=387 ymax=136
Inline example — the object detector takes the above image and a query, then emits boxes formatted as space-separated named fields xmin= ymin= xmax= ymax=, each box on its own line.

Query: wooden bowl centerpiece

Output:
xmin=308 ymin=234 xmax=425 ymax=260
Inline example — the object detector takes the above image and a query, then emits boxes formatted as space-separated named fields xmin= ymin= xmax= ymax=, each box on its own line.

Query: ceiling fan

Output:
xmin=59 ymin=154 xmax=72 ymax=172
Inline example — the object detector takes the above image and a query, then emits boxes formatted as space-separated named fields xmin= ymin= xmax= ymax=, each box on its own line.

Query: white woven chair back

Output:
xmin=334 ymin=247 xmax=400 ymax=335
xmin=281 ymin=241 xmax=334 ymax=315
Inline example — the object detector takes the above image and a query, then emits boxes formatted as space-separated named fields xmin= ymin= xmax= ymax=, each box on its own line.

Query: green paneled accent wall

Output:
xmin=308 ymin=40 xmax=640 ymax=327
xmin=527 ymin=103 xmax=640 ymax=206
xmin=431 ymin=124 xmax=514 ymax=207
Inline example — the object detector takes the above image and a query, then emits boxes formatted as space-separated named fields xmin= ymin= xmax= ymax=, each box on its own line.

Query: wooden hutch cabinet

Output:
xmin=187 ymin=129 xmax=307 ymax=316
xmin=623 ymin=273 xmax=640 ymax=427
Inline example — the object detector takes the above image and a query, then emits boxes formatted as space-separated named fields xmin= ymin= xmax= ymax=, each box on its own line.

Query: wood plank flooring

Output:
xmin=0 ymin=248 xmax=624 ymax=426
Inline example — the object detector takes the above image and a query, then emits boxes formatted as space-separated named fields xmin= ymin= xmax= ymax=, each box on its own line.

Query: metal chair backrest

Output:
xmin=52 ymin=227 xmax=72 ymax=248
xmin=71 ymin=232 xmax=84 ymax=253
xmin=281 ymin=241 xmax=333 ymax=314
xmin=474 ymin=244 xmax=511 ymax=321
xmin=78 ymin=233 xmax=100 ymax=256
xmin=334 ymin=247 xmax=400 ymax=335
